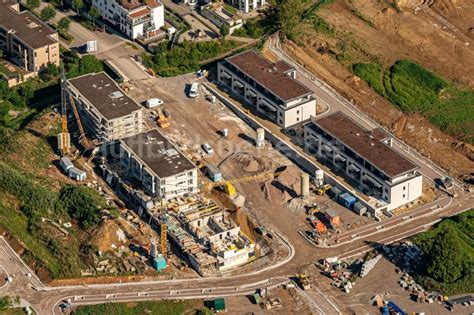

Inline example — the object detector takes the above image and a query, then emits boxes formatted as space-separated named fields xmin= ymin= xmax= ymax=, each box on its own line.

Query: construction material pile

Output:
xmin=262 ymin=166 xmax=301 ymax=203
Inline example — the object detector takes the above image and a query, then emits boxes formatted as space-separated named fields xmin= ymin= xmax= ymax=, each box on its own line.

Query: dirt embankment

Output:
xmin=278 ymin=0 xmax=474 ymax=181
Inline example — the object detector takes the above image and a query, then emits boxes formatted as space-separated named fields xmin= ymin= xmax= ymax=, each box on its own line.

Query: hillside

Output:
xmin=411 ymin=209 xmax=474 ymax=295
xmin=273 ymin=0 xmax=474 ymax=182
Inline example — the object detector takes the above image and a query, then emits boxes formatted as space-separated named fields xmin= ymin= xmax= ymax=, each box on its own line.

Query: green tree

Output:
xmin=40 ymin=5 xmax=56 ymax=22
xmin=426 ymin=226 xmax=466 ymax=283
xmin=26 ymin=0 xmax=40 ymax=9
xmin=78 ymin=55 xmax=103 ymax=75
xmin=219 ymin=24 xmax=230 ymax=38
xmin=72 ymin=0 xmax=84 ymax=15
xmin=39 ymin=62 xmax=60 ymax=81
xmin=59 ymin=185 xmax=107 ymax=229
xmin=88 ymin=6 xmax=100 ymax=27
xmin=0 ymin=296 xmax=12 ymax=311
xmin=279 ymin=0 xmax=305 ymax=40
xmin=57 ymin=17 xmax=71 ymax=33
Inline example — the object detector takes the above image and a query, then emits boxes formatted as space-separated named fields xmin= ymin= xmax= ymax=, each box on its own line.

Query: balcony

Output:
xmin=136 ymin=30 xmax=166 ymax=45
xmin=132 ymin=15 xmax=153 ymax=26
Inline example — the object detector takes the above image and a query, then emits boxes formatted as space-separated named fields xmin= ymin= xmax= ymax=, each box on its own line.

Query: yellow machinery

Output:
xmin=316 ymin=184 xmax=332 ymax=196
xmin=160 ymin=223 xmax=167 ymax=256
xmin=157 ymin=108 xmax=170 ymax=128
xmin=203 ymin=170 xmax=281 ymax=197
xmin=58 ymin=75 xmax=70 ymax=156
xmin=297 ymin=273 xmax=311 ymax=290
xmin=306 ymin=205 xmax=318 ymax=215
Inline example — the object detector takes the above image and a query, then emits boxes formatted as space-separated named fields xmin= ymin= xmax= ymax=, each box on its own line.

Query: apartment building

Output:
xmin=225 ymin=0 xmax=265 ymax=13
xmin=119 ymin=129 xmax=198 ymax=200
xmin=218 ymin=50 xmax=316 ymax=129
xmin=0 ymin=2 xmax=59 ymax=72
xmin=64 ymin=72 xmax=144 ymax=142
xmin=304 ymin=112 xmax=423 ymax=211
xmin=92 ymin=0 xmax=164 ymax=42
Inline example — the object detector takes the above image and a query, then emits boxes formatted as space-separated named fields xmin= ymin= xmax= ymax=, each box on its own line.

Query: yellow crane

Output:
xmin=160 ymin=223 xmax=167 ymax=256
xmin=68 ymin=95 xmax=92 ymax=151
xmin=58 ymin=72 xmax=70 ymax=156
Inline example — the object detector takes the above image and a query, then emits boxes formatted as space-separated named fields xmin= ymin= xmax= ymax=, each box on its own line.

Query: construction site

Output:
xmin=53 ymin=63 xmax=381 ymax=280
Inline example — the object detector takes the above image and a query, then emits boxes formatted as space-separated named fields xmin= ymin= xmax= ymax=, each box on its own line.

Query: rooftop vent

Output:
xmin=109 ymin=91 xmax=124 ymax=99
xmin=26 ymin=22 xmax=39 ymax=29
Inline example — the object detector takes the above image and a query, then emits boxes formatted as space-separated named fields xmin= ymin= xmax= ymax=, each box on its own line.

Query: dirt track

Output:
xmin=278 ymin=0 xmax=474 ymax=182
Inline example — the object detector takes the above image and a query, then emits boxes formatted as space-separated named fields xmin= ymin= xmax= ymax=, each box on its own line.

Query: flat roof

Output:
xmin=308 ymin=112 xmax=417 ymax=178
xmin=225 ymin=50 xmax=312 ymax=102
xmin=67 ymin=72 xmax=141 ymax=120
xmin=0 ymin=4 xmax=57 ymax=49
xmin=121 ymin=129 xmax=196 ymax=178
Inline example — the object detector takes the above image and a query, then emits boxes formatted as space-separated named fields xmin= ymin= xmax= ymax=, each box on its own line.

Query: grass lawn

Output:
xmin=352 ymin=60 xmax=474 ymax=143
xmin=0 ymin=308 xmax=26 ymax=315
xmin=72 ymin=300 xmax=193 ymax=315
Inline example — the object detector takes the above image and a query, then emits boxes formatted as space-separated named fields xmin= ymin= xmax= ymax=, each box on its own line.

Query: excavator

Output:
xmin=156 ymin=107 xmax=170 ymax=128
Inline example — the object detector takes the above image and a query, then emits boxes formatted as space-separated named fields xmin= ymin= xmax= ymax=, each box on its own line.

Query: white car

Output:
xmin=189 ymin=82 xmax=200 ymax=98
xmin=146 ymin=98 xmax=163 ymax=109
xmin=202 ymin=143 xmax=213 ymax=155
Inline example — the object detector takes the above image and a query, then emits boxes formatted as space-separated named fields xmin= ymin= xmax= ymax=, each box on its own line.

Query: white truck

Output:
xmin=146 ymin=98 xmax=163 ymax=109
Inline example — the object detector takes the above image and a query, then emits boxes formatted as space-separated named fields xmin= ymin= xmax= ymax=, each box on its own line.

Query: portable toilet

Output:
xmin=152 ymin=254 xmax=167 ymax=271
xmin=338 ymin=193 xmax=357 ymax=209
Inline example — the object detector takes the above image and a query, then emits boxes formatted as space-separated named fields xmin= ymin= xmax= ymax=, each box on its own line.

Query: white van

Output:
xmin=146 ymin=98 xmax=163 ymax=109
xmin=189 ymin=82 xmax=199 ymax=98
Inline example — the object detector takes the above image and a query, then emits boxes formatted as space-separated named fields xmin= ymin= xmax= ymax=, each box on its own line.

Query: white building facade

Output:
xmin=92 ymin=0 xmax=164 ymax=41
xmin=65 ymin=72 xmax=144 ymax=142
xmin=119 ymin=129 xmax=198 ymax=200
xmin=218 ymin=50 xmax=316 ymax=129
xmin=304 ymin=112 xmax=423 ymax=211
xmin=225 ymin=0 xmax=265 ymax=13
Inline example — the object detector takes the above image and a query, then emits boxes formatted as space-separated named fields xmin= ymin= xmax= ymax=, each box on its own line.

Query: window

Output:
xmin=403 ymin=194 xmax=406 ymax=198
xmin=297 ymin=110 xmax=300 ymax=114
xmin=403 ymin=186 xmax=406 ymax=191
xmin=297 ymin=117 xmax=300 ymax=122
xmin=384 ymin=187 xmax=388 ymax=193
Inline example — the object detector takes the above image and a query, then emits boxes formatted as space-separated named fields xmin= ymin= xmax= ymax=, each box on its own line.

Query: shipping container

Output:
xmin=338 ymin=192 xmax=357 ymax=209
xmin=203 ymin=164 xmax=222 ymax=182
xmin=328 ymin=186 xmax=343 ymax=199
xmin=353 ymin=201 xmax=367 ymax=216
xmin=325 ymin=209 xmax=341 ymax=227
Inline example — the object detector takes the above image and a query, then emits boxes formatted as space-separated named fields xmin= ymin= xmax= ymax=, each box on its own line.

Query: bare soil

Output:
xmin=278 ymin=0 xmax=474 ymax=181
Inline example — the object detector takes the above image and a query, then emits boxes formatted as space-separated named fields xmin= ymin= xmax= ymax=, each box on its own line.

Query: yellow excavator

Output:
xmin=203 ymin=169 xmax=282 ymax=197
xmin=156 ymin=108 xmax=170 ymax=128
xmin=315 ymin=184 xmax=332 ymax=196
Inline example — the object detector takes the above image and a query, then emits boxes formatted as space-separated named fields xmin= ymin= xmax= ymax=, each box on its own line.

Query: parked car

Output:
xmin=202 ymin=143 xmax=213 ymax=155
xmin=189 ymin=82 xmax=200 ymax=98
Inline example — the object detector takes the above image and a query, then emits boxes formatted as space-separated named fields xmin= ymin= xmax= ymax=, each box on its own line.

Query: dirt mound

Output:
xmin=262 ymin=166 xmax=301 ymax=203
xmin=89 ymin=219 xmax=128 ymax=252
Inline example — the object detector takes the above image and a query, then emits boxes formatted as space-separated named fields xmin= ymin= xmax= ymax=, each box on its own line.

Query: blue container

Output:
xmin=205 ymin=165 xmax=223 ymax=182
xmin=153 ymin=255 xmax=167 ymax=271
xmin=338 ymin=193 xmax=357 ymax=209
